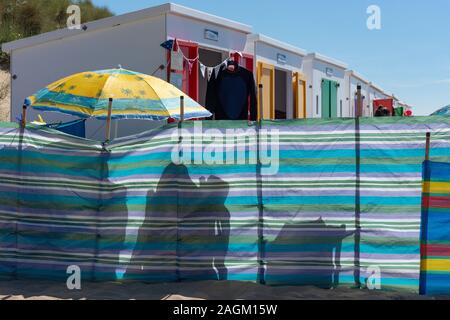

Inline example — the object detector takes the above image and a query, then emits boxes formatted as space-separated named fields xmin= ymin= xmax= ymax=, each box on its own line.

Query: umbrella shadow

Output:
xmin=264 ymin=217 xmax=354 ymax=288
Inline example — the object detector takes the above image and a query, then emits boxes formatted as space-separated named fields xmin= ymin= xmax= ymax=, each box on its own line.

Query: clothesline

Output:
xmin=174 ymin=38 xmax=241 ymax=66
xmin=172 ymin=38 xmax=243 ymax=74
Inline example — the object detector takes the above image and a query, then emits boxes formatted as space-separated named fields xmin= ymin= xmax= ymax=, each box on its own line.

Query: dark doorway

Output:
xmin=275 ymin=69 xmax=287 ymax=119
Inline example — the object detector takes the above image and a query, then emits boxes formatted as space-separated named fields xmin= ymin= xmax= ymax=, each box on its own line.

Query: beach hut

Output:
xmin=370 ymin=83 xmax=392 ymax=114
xmin=1 ymin=3 xmax=252 ymax=139
xmin=367 ymin=82 xmax=389 ymax=117
xmin=244 ymin=34 xmax=307 ymax=120
xmin=303 ymin=53 xmax=348 ymax=119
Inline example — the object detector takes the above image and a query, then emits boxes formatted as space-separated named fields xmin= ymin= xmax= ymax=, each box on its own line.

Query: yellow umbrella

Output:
xmin=25 ymin=67 xmax=211 ymax=140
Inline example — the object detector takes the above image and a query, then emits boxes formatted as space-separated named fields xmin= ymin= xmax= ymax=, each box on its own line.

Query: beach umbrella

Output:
xmin=24 ymin=67 xmax=211 ymax=140
xmin=431 ymin=105 xmax=450 ymax=116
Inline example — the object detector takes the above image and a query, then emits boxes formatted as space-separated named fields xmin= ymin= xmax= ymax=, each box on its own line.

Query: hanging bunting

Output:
xmin=213 ymin=65 xmax=221 ymax=77
xmin=207 ymin=67 xmax=214 ymax=81
xmin=160 ymin=39 xmax=174 ymax=51
xmin=214 ymin=61 xmax=225 ymax=77
xmin=161 ymin=38 xmax=235 ymax=80
xmin=171 ymin=49 xmax=184 ymax=72
xmin=200 ymin=63 xmax=206 ymax=78
xmin=187 ymin=59 xmax=195 ymax=75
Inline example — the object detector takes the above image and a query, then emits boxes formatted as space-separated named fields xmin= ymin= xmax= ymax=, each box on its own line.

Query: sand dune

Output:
xmin=0 ymin=69 xmax=10 ymax=122
xmin=0 ymin=279 xmax=445 ymax=300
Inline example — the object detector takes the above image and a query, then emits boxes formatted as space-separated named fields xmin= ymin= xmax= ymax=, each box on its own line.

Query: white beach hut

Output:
xmin=244 ymin=34 xmax=307 ymax=120
xmin=1 ymin=3 xmax=252 ymax=139
xmin=303 ymin=53 xmax=348 ymax=119
xmin=367 ymin=82 xmax=390 ymax=116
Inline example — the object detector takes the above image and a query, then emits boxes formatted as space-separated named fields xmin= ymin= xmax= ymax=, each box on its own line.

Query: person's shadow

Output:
xmin=120 ymin=163 xmax=181 ymax=282
xmin=124 ymin=163 xmax=230 ymax=282
xmin=178 ymin=175 xmax=230 ymax=281
xmin=264 ymin=217 xmax=353 ymax=288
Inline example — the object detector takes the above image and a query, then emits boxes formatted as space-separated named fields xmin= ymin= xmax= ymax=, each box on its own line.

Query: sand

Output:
xmin=0 ymin=279 xmax=446 ymax=300
xmin=0 ymin=69 xmax=10 ymax=122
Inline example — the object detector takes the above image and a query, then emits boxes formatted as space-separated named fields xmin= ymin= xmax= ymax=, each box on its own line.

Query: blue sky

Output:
xmin=92 ymin=0 xmax=450 ymax=115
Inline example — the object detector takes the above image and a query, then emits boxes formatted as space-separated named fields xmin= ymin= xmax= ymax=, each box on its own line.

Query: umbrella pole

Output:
xmin=425 ymin=132 xmax=431 ymax=161
xmin=21 ymin=103 xmax=27 ymax=128
xmin=180 ymin=96 xmax=184 ymax=122
xmin=105 ymin=98 xmax=113 ymax=142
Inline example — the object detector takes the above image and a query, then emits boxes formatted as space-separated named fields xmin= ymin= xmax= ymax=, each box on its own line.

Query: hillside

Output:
xmin=0 ymin=1 xmax=113 ymax=121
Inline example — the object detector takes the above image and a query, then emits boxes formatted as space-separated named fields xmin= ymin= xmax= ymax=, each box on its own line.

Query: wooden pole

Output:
xmin=177 ymin=96 xmax=184 ymax=160
xmin=258 ymin=84 xmax=263 ymax=121
xmin=420 ymin=131 xmax=432 ymax=295
xmin=356 ymin=84 xmax=362 ymax=117
xmin=21 ymin=104 xmax=27 ymax=128
xmin=105 ymin=98 xmax=113 ymax=142
xmin=425 ymin=132 xmax=431 ymax=161
xmin=180 ymin=96 xmax=184 ymax=123
xmin=256 ymin=83 xmax=264 ymax=284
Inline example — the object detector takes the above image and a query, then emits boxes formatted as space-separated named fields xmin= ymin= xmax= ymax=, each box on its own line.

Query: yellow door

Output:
xmin=257 ymin=62 xmax=275 ymax=120
xmin=293 ymin=72 xmax=307 ymax=119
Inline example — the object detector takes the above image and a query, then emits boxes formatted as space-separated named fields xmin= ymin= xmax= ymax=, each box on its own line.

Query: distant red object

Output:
xmin=373 ymin=99 xmax=394 ymax=115
xmin=404 ymin=110 xmax=413 ymax=117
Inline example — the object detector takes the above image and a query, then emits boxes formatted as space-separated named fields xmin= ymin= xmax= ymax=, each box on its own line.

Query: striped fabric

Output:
xmin=263 ymin=117 xmax=450 ymax=291
xmin=1 ymin=117 xmax=450 ymax=292
xmin=420 ymin=160 xmax=450 ymax=295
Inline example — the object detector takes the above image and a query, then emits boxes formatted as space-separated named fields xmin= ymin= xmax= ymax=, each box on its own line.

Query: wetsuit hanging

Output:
xmin=205 ymin=60 xmax=257 ymax=121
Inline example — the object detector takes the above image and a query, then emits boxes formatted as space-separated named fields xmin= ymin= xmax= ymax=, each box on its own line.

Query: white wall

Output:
xmin=303 ymin=58 xmax=314 ymax=118
xmin=254 ymin=42 xmax=304 ymax=72
xmin=10 ymin=15 xmax=167 ymax=140
xmin=166 ymin=14 xmax=248 ymax=52
xmin=305 ymin=59 xmax=347 ymax=118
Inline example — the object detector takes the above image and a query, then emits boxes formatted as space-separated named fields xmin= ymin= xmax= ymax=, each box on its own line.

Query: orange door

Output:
xmin=256 ymin=62 xmax=275 ymax=120
xmin=292 ymin=72 xmax=307 ymax=118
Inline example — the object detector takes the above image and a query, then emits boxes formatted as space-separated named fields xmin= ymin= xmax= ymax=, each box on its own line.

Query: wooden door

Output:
xmin=257 ymin=62 xmax=275 ymax=120
xmin=293 ymin=72 xmax=307 ymax=119
xmin=321 ymin=79 xmax=338 ymax=118
xmin=321 ymin=79 xmax=331 ymax=118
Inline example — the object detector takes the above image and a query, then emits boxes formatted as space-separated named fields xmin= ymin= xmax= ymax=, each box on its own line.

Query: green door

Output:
xmin=321 ymin=79 xmax=338 ymax=118
xmin=321 ymin=79 xmax=330 ymax=118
